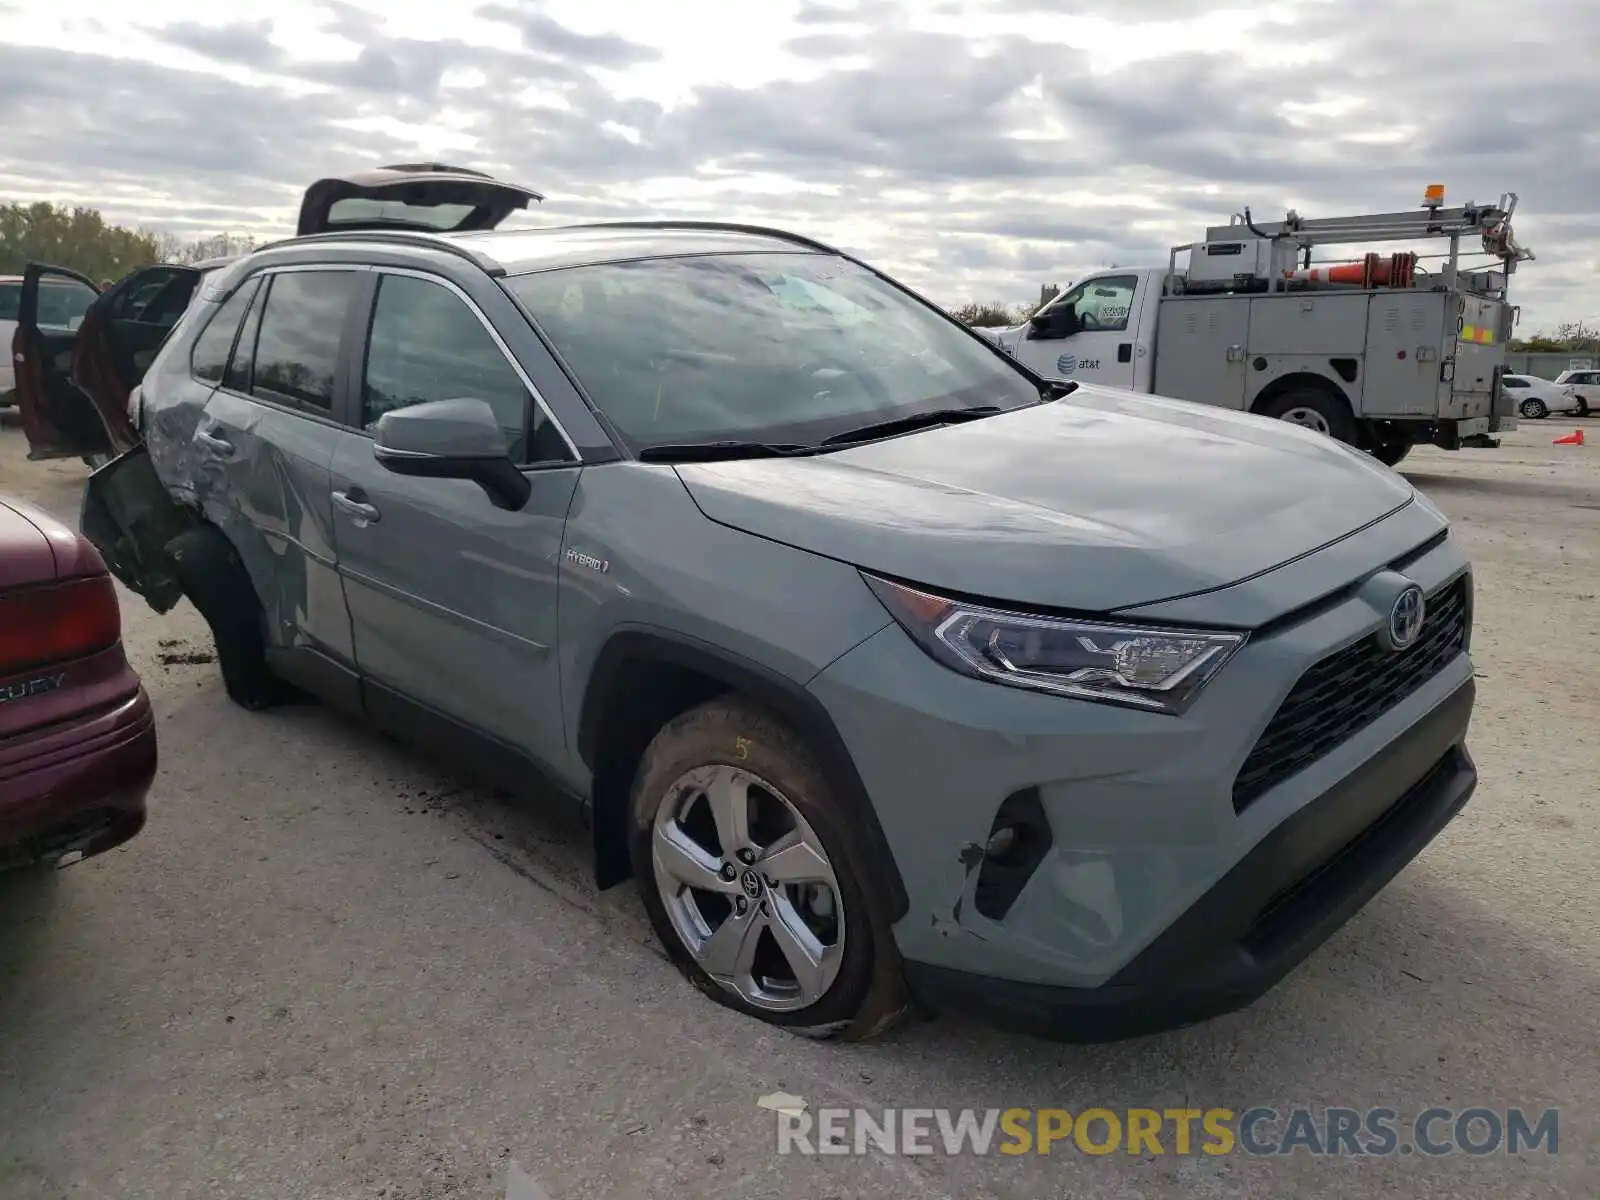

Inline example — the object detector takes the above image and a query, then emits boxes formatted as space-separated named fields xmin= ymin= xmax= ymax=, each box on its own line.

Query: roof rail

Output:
xmin=252 ymin=229 xmax=508 ymax=275
xmin=547 ymin=219 xmax=847 ymax=258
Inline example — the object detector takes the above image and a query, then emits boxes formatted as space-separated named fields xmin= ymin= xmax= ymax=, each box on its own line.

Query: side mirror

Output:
xmin=1027 ymin=303 xmax=1076 ymax=340
xmin=372 ymin=397 xmax=532 ymax=512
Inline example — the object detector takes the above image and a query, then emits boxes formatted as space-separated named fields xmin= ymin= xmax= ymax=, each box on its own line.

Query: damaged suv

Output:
xmin=15 ymin=165 xmax=1478 ymax=1042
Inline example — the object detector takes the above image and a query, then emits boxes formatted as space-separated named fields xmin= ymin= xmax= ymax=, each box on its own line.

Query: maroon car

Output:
xmin=0 ymin=493 xmax=155 ymax=869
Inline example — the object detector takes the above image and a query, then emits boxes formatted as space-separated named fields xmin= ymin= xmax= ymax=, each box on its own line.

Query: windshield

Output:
xmin=505 ymin=251 xmax=1039 ymax=452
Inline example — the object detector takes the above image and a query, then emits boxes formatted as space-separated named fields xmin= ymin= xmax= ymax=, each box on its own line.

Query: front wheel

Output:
xmin=1259 ymin=389 xmax=1358 ymax=444
xmin=1520 ymin=398 xmax=1549 ymax=420
xmin=1574 ymin=396 xmax=1591 ymax=418
xmin=629 ymin=697 xmax=908 ymax=1040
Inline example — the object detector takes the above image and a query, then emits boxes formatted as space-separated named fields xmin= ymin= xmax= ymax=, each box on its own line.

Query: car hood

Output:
xmin=674 ymin=386 xmax=1417 ymax=615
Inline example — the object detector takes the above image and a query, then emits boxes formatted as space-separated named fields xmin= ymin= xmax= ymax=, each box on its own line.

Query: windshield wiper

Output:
xmin=637 ymin=440 xmax=816 ymax=463
xmin=818 ymin=406 xmax=1004 ymax=447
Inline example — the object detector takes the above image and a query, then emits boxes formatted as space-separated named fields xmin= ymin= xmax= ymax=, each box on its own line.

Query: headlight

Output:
xmin=864 ymin=574 xmax=1246 ymax=715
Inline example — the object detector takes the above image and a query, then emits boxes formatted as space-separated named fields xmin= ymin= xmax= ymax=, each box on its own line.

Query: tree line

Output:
xmin=0 ymin=200 xmax=259 ymax=284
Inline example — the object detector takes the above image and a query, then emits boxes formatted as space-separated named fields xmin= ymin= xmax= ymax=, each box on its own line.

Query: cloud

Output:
xmin=478 ymin=4 xmax=661 ymax=68
xmin=0 ymin=0 xmax=1593 ymax=328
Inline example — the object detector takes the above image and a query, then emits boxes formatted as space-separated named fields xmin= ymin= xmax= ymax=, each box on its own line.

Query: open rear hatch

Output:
xmin=296 ymin=163 xmax=544 ymax=235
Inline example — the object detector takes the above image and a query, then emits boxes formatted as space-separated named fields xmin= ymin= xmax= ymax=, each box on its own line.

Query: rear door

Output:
xmin=11 ymin=263 xmax=208 ymax=462
xmin=188 ymin=265 xmax=367 ymax=677
xmin=1566 ymin=371 xmax=1599 ymax=409
xmin=9 ymin=265 xmax=102 ymax=460
xmin=71 ymin=264 xmax=206 ymax=454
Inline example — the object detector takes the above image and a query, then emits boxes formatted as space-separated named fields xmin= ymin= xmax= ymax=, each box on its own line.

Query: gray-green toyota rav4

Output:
xmin=20 ymin=166 xmax=1477 ymax=1043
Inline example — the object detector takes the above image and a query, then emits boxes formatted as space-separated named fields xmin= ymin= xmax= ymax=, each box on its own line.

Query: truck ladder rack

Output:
xmin=1212 ymin=192 xmax=1533 ymax=265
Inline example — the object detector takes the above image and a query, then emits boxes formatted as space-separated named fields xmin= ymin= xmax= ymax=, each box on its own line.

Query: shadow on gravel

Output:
xmin=0 ymin=868 xmax=63 ymax=983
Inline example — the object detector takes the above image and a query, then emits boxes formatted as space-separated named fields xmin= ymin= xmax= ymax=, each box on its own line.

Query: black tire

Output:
xmin=1259 ymin=388 xmax=1358 ymax=444
xmin=1371 ymin=435 xmax=1413 ymax=467
xmin=628 ymin=696 xmax=908 ymax=1041
xmin=1574 ymin=396 xmax=1591 ymax=418
xmin=1519 ymin=398 xmax=1549 ymax=420
xmin=167 ymin=524 xmax=290 ymax=711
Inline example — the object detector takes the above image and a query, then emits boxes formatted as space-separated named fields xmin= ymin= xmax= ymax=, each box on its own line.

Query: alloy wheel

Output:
xmin=651 ymin=763 xmax=845 ymax=1012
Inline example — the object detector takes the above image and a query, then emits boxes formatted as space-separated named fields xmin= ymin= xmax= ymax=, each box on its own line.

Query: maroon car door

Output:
xmin=10 ymin=264 xmax=104 ymax=461
xmin=12 ymin=262 xmax=204 ymax=463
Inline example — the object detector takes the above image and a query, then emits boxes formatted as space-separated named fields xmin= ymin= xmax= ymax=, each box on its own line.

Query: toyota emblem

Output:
xmin=1386 ymin=584 xmax=1426 ymax=651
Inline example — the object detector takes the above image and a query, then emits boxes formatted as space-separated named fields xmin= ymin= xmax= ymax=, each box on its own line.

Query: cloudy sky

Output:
xmin=0 ymin=0 xmax=1594 ymax=331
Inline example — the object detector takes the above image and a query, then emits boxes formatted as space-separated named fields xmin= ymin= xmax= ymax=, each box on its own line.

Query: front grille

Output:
xmin=1232 ymin=575 xmax=1469 ymax=813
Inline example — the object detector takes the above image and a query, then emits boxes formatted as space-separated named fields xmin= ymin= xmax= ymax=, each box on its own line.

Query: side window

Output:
xmin=190 ymin=278 xmax=260 ymax=385
xmin=224 ymin=279 xmax=266 ymax=394
xmin=1071 ymin=275 xmax=1137 ymax=332
xmin=1502 ymin=377 xmax=1527 ymax=389
xmin=36 ymin=279 xmax=98 ymax=329
xmin=249 ymin=270 xmax=361 ymax=412
xmin=362 ymin=273 xmax=568 ymax=463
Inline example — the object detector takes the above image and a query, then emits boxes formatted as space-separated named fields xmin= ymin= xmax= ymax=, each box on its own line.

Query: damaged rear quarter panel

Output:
xmin=138 ymin=280 xmax=346 ymax=657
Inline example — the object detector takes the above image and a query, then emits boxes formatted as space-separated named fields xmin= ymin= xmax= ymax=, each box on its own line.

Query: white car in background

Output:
xmin=1 ymin=273 xmax=97 ymax=409
xmin=1501 ymin=373 xmax=1580 ymax=420
xmin=1551 ymin=369 xmax=1597 ymax=417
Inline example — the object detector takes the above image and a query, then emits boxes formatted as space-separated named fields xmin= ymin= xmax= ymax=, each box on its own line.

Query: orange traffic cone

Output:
xmin=1553 ymin=429 xmax=1585 ymax=446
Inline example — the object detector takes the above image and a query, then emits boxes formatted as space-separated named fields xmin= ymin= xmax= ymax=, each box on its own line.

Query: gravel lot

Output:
xmin=1 ymin=419 xmax=1596 ymax=1199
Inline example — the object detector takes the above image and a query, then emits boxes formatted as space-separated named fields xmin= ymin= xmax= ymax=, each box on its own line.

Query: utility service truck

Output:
xmin=976 ymin=186 xmax=1534 ymax=466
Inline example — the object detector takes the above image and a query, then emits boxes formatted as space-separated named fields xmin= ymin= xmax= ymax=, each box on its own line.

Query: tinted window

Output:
xmin=36 ymin=278 xmax=98 ymax=329
xmin=249 ymin=271 xmax=360 ymax=411
xmin=329 ymin=199 xmax=475 ymax=230
xmin=0 ymin=282 xmax=22 ymax=321
xmin=364 ymin=274 xmax=561 ymax=462
xmin=1502 ymin=377 xmax=1527 ymax=388
xmin=225 ymin=280 xmax=265 ymax=394
xmin=115 ymin=270 xmax=201 ymax=329
xmin=190 ymin=278 xmax=260 ymax=384
xmin=506 ymin=252 xmax=1037 ymax=452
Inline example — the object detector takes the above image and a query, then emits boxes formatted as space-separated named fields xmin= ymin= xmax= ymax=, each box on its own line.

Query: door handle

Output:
xmin=1117 ymin=342 xmax=1133 ymax=363
xmin=332 ymin=490 xmax=381 ymax=524
xmin=195 ymin=428 xmax=235 ymax=458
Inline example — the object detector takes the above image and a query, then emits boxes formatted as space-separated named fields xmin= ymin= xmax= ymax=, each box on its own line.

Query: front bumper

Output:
xmin=904 ymin=691 xmax=1476 ymax=1041
xmin=807 ymin=511 xmax=1476 ymax=1038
